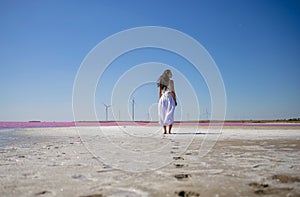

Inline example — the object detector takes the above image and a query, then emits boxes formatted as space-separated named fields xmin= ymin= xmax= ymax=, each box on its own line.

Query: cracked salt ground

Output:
xmin=0 ymin=126 xmax=299 ymax=196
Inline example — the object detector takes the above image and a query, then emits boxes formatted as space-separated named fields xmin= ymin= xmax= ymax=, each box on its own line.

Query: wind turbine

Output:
xmin=203 ymin=108 xmax=211 ymax=121
xmin=103 ymin=103 xmax=111 ymax=121
xmin=130 ymin=97 xmax=136 ymax=121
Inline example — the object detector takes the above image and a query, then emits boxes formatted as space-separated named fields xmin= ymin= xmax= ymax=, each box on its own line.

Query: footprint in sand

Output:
xmin=249 ymin=182 xmax=269 ymax=195
xmin=249 ymin=182 xmax=292 ymax=195
xmin=173 ymin=156 xmax=184 ymax=160
xmin=80 ymin=195 xmax=103 ymax=197
xmin=35 ymin=191 xmax=51 ymax=196
xmin=272 ymin=174 xmax=300 ymax=183
xmin=175 ymin=190 xmax=200 ymax=197
xmin=249 ymin=182 xmax=269 ymax=189
xmin=174 ymin=163 xmax=187 ymax=168
xmin=17 ymin=155 xmax=26 ymax=158
xmin=174 ymin=174 xmax=191 ymax=180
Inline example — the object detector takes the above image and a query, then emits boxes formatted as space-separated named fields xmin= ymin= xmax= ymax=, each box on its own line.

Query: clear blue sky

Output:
xmin=0 ymin=0 xmax=299 ymax=121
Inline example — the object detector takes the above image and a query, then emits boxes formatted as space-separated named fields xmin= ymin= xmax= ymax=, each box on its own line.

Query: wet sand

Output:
xmin=0 ymin=126 xmax=299 ymax=197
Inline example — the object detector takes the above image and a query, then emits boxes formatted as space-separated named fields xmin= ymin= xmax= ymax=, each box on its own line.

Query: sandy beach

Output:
xmin=0 ymin=125 xmax=300 ymax=197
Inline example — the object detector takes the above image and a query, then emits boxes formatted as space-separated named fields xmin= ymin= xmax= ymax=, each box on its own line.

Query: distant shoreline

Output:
xmin=1 ymin=120 xmax=300 ymax=129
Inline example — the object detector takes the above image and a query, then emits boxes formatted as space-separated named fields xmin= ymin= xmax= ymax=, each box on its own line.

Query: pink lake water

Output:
xmin=0 ymin=121 xmax=300 ymax=129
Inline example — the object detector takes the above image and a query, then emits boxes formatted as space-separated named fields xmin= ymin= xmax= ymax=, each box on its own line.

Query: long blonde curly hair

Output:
xmin=157 ymin=69 xmax=171 ymax=90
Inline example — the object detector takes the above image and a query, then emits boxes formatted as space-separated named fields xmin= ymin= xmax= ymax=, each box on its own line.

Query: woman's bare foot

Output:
xmin=163 ymin=126 xmax=167 ymax=134
xmin=168 ymin=125 xmax=173 ymax=134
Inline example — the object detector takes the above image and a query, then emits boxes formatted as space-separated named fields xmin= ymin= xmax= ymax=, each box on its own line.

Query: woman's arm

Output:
xmin=170 ymin=80 xmax=177 ymax=106
xmin=170 ymin=80 xmax=175 ymax=92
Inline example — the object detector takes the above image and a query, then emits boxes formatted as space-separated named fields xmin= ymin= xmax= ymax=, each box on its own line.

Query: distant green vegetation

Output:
xmin=287 ymin=118 xmax=300 ymax=122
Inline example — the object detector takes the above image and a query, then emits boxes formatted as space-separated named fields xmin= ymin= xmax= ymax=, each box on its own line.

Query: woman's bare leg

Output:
xmin=163 ymin=126 xmax=167 ymax=134
xmin=168 ymin=125 xmax=173 ymax=134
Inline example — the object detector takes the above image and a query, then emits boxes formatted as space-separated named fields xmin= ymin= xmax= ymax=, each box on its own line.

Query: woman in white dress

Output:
xmin=157 ymin=69 xmax=177 ymax=134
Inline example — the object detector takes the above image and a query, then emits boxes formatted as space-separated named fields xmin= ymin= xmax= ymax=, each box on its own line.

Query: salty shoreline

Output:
xmin=1 ymin=121 xmax=300 ymax=129
xmin=0 ymin=126 xmax=299 ymax=196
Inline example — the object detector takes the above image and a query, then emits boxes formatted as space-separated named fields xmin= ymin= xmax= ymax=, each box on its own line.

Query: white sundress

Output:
xmin=158 ymin=88 xmax=176 ymax=126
